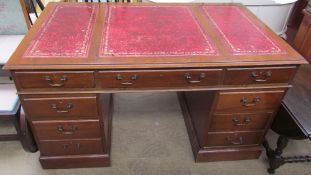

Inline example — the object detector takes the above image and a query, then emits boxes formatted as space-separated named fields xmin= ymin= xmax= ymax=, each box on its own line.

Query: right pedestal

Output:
xmin=178 ymin=89 xmax=285 ymax=162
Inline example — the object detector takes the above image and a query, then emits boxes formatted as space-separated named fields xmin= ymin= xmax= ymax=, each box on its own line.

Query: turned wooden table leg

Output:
xmin=263 ymin=136 xmax=288 ymax=174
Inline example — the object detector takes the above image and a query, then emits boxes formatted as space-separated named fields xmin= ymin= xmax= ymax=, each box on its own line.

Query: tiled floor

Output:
xmin=0 ymin=92 xmax=311 ymax=175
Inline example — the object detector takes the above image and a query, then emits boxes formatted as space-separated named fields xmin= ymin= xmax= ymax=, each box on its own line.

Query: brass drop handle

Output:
xmin=240 ymin=96 xmax=261 ymax=107
xmin=121 ymin=82 xmax=134 ymax=85
xmin=62 ymin=143 xmax=80 ymax=150
xmin=251 ymin=71 xmax=272 ymax=82
xmin=63 ymin=144 xmax=68 ymax=150
xmin=116 ymin=74 xmax=139 ymax=85
xmin=51 ymin=102 xmax=73 ymax=113
xmin=226 ymin=135 xmax=243 ymax=145
xmin=57 ymin=125 xmax=78 ymax=135
xmin=76 ymin=143 xmax=80 ymax=150
xmin=232 ymin=117 xmax=252 ymax=126
xmin=184 ymin=73 xmax=206 ymax=84
xmin=44 ymin=75 xmax=68 ymax=87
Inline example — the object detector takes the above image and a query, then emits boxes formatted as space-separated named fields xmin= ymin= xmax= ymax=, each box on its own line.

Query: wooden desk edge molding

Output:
xmin=3 ymin=2 xmax=308 ymax=169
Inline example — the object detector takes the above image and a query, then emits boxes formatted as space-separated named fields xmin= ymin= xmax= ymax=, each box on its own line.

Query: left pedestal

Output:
xmin=20 ymin=93 xmax=113 ymax=169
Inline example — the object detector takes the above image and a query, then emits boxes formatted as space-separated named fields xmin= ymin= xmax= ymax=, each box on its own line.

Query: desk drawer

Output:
xmin=15 ymin=71 xmax=95 ymax=89
xmin=23 ymin=95 xmax=98 ymax=119
xmin=215 ymin=90 xmax=285 ymax=113
xmin=33 ymin=120 xmax=101 ymax=140
xmin=224 ymin=66 xmax=297 ymax=85
xmin=210 ymin=113 xmax=272 ymax=132
xmin=98 ymin=69 xmax=222 ymax=89
xmin=40 ymin=138 xmax=104 ymax=156
xmin=205 ymin=131 xmax=263 ymax=147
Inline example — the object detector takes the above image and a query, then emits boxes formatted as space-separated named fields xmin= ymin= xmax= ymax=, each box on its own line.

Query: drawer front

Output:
xmin=23 ymin=95 xmax=98 ymax=119
xmin=40 ymin=139 xmax=103 ymax=156
xmin=15 ymin=71 xmax=95 ymax=89
xmin=215 ymin=90 xmax=285 ymax=113
xmin=224 ymin=66 xmax=297 ymax=85
xmin=210 ymin=113 xmax=272 ymax=132
xmin=205 ymin=132 xmax=263 ymax=147
xmin=33 ymin=120 xmax=101 ymax=140
xmin=98 ymin=69 xmax=222 ymax=89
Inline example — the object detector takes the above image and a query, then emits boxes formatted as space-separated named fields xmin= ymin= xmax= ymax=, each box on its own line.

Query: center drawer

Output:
xmin=33 ymin=120 xmax=101 ymax=140
xmin=98 ymin=69 xmax=223 ymax=89
xmin=23 ymin=94 xmax=98 ymax=120
xmin=214 ymin=90 xmax=285 ymax=113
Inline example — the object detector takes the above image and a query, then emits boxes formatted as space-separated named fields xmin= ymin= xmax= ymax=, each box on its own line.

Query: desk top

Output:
xmin=4 ymin=3 xmax=307 ymax=70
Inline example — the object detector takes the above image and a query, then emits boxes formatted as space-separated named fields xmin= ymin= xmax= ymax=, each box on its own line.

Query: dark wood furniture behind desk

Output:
xmin=3 ymin=3 xmax=307 ymax=169
xmin=262 ymin=9 xmax=311 ymax=173
xmin=287 ymin=0 xmax=308 ymax=30
xmin=263 ymin=65 xmax=311 ymax=174
xmin=294 ymin=9 xmax=311 ymax=62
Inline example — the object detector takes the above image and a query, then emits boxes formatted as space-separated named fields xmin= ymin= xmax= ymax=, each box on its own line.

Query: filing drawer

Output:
xmin=215 ymin=90 xmax=285 ymax=113
xmin=210 ymin=113 xmax=272 ymax=132
xmin=224 ymin=66 xmax=297 ymax=85
xmin=23 ymin=95 xmax=98 ymax=120
xmin=33 ymin=120 xmax=101 ymax=140
xmin=40 ymin=138 xmax=104 ymax=156
xmin=98 ymin=69 xmax=222 ymax=89
xmin=14 ymin=71 xmax=95 ymax=89
xmin=205 ymin=131 xmax=263 ymax=147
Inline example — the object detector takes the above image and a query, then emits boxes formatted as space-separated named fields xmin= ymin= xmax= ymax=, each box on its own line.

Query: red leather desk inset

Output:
xmin=24 ymin=4 xmax=98 ymax=58
xmin=203 ymin=6 xmax=287 ymax=55
xmin=99 ymin=6 xmax=218 ymax=57
xmin=4 ymin=3 xmax=307 ymax=169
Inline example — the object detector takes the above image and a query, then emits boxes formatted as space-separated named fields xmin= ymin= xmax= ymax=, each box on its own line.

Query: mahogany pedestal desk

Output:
xmin=3 ymin=3 xmax=307 ymax=169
